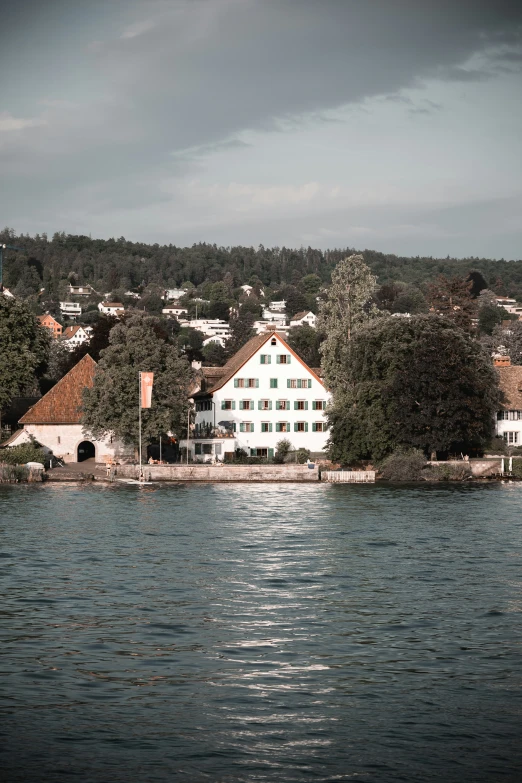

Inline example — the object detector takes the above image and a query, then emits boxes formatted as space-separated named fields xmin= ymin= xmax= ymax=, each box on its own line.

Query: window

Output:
xmin=294 ymin=422 xmax=308 ymax=432
xmin=504 ymin=432 xmax=519 ymax=444
xmin=203 ymin=444 xmax=212 ymax=455
xmin=234 ymin=378 xmax=259 ymax=388
xmin=260 ymin=354 xmax=271 ymax=364
xmin=195 ymin=443 xmax=202 ymax=455
xmin=510 ymin=410 xmax=522 ymax=420
xmin=57 ymin=436 xmax=61 ymax=444
xmin=222 ymin=400 xmax=235 ymax=410
xmin=276 ymin=422 xmax=290 ymax=433
xmin=287 ymin=379 xmax=312 ymax=389
xmin=250 ymin=448 xmax=269 ymax=458
xmin=312 ymin=422 xmax=325 ymax=432
xmin=239 ymin=400 xmax=253 ymax=410
xmin=261 ymin=422 xmax=273 ymax=433
xmin=271 ymin=337 xmax=277 ymax=346
xmin=312 ymin=400 xmax=325 ymax=411
xmin=196 ymin=400 xmax=212 ymax=411
xmin=258 ymin=399 xmax=272 ymax=410
xmin=277 ymin=354 xmax=291 ymax=364
xmin=276 ymin=400 xmax=289 ymax=410
xmin=270 ymin=378 xmax=278 ymax=388
xmin=294 ymin=400 xmax=308 ymax=411
xmin=240 ymin=422 xmax=254 ymax=433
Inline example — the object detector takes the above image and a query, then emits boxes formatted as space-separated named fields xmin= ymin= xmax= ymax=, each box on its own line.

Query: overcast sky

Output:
xmin=1 ymin=0 xmax=521 ymax=257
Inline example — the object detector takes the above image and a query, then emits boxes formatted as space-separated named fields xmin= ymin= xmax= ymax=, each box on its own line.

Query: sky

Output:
xmin=0 ymin=0 xmax=521 ymax=258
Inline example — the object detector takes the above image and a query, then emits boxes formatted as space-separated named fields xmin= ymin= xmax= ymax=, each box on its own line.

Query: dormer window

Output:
xmin=271 ymin=337 xmax=277 ymax=346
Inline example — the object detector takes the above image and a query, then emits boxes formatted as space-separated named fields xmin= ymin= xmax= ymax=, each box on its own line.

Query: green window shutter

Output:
xmin=269 ymin=423 xmax=273 ymax=432
xmin=268 ymin=356 xmax=271 ymax=364
xmin=308 ymin=379 xmax=312 ymax=388
xmin=305 ymin=401 xmax=308 ymax=410
xmin=294 ymin=401 xmax=298 ymax=410
xmin=286 ymin=401 xmax=290 ymax=410
xmin=312 ymin=401 xmax=316 ymax=410
xmin=268 ymin=447 xmax=274 ymax=459
xmin=258 ymin=400 xmax=262 ymax=410
xmin=251 ymin=424 xmax=254 ymax=432
xmin=269 ymin=401 xmax=272 ymax=410
xmin=260 ymin=355 xmax=264 ymax=364
xmin=287 ymin=422 xmax=291 ymax=432
xmin=294 ymin=422 xmax=298 ymax=432
xmin=256 ymin=379 xmax=259 ymax=388
xmin=232 ymin=401 xmax=236 ymax=410
xmin=221 ymin=401 xmax=226 ymax=410
xmin=240 ymin=423 xmax=245 ymax=432
xmin=305 ymin=422 xmax=308 ymax=432
xmin=287 ymin=379 xmax=291 ymax=388
xmin=287 ymin=355 xmax=291 ymax=364
xmin=276 ymin=355 xmax=280 ymax=364
xmin=239 ymin=401 xmax=243 ymax=410
xmin=232 ymin=423 xmax=236 ymax=432
xmin=312 ymin=423 xmax=317 ymax=432
xmin=234 ymin=379 xmax=239 ymax=388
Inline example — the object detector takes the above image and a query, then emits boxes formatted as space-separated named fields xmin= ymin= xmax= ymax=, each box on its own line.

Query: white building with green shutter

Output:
xmin=184 ymin=331 xmax=330 ymax=462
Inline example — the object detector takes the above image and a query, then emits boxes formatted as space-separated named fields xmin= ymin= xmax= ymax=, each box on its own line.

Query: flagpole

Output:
xmin=138 ymin=371 xmax=142 ymax=479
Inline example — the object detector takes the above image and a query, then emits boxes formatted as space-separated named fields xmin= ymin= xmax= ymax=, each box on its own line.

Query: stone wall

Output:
xmin=429 ymin=459 xmax=502 ymax=477
xmin=116 ymin=464 xmax=320 ymax=482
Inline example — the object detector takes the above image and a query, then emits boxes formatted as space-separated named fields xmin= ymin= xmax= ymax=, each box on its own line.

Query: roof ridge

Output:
xmin=19 ymin=354 xmax=97 ymax=425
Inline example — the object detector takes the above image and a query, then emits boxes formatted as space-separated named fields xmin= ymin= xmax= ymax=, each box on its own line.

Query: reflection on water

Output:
xmin=1 ymin=482 xmax=522 ymax=782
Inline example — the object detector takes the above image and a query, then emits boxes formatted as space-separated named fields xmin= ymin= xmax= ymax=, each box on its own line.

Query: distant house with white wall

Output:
xmin=183 ymin=319 xmax=231 ymax=341
xmin=12 ymin=355 xmax=131 ymax=464
xmin=162 ymin=303 xmax=188 ymax=318
xmin=1 ymin=287 xmax=15 ymax=298
xmin=289 ymin=311 xmax=317 ymax=328
xmin=60 ymin=301 xmax=82 ymax=319
xmin=98 ymin=301 xmax=125 ymax=316
xmin=61 ymin=325 xmax=91 ymax=351
xmin=163 ymin=288 xmax=188 ymax=301
xmin=496 ymin=365 xmax=522 ymax=446
xmin=181 ymin=331 xmax=330 ymax=461
xmin=68 ymin=284 xmax=95 ymax=297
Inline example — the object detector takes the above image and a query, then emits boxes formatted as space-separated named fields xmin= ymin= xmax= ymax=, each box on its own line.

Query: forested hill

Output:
xmin=2 ymin=228 xmax=521 ymax=300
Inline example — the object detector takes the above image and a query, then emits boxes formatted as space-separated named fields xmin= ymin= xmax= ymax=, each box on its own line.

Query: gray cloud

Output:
xmin=0 ymin=0 xmax=521 ymax=253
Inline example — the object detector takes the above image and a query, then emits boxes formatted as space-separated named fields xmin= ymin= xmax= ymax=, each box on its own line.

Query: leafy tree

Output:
xmin=0 ymin=296 xmax=50 ymax=415
xmin=425 ymin=275 xmax=475 ymax=331
xmin=466 ymin=270 xmax=488 ymax=298
xmin=226 ymin=310 xmax=255 ymax=356
xmin=82 ymin=313 xmax=193 ymax=445
xmin=0 ymin=441 xmax=47 ymax=466
xmin=202 ymin=341 xmax=228 ymax=366
xmin=287 ymin=324 xmax=323 ymax=367
xmin=478 ymin=305 xmax=503 ymax=335
xmin=178 ymin=327 xmax=204 ymax=362
xmin=140 ymin=293 xmax=163 ymax=314
xmin=299 ymin=274 xmax=322 ymax=295
xmin=328 ymin=315 xmax=499 ymax=464
xmin=283 ymin=286 xmax=310 ymax=319
xmin=208 ymin=300 xmax=230 ymax=320
xmin=64 ymin=315 xmax=119 ymax=372
xmin=318 ymin=254 xmax=379 ymax=392
xmin=489 ymin=321 xmax=522 ymax=365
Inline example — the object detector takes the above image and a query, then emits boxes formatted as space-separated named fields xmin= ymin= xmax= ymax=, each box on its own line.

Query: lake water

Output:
xmin=1 ymin=482 xmax=522 ymax=782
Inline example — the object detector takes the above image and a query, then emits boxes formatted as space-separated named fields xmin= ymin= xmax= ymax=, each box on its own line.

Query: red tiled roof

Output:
xmin=497 ymin=365 xmax=522 ymax=409
xmin=291 ymin=310 xmax=312 ymax=321
xmin=62 ymin=325 xmax=83 ymax=338
xmin=19 ymin=355 xmax=96 ymax=424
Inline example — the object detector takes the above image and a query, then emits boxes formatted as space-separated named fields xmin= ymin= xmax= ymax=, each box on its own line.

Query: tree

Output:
xmin=178 ymin=327 xmax=204 ymax=362
xmin=0 ymin=296 xmax=50 ymax=414
xmin=82 ymin=313 xmax=193 ymax=445
xmin=425 ymin=275 xmax=475 ymax=331
xmin=202 ymin=341 xmax=228 ymax=366
xmin=287 ymin=324 xmax=323 ymax=367
xmin=466 ymin=270 xmax=488 ymax=298
xmin=318 ymin=254 xmax=379 ymax=392
xmin=327 ymin=315 xmax=499 ymax=464
xmin=226 ymin=310 xmax=255 ymax=356
xmin=490 ymin=321 xmax=522 ymax=365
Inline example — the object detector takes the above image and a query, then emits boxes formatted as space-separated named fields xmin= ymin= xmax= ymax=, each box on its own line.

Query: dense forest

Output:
xmin=2 ymin=227 xmax=521 ymax=303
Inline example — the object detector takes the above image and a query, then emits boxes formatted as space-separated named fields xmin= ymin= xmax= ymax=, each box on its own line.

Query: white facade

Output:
xmin=68 ymin=285 xmax=93 ymax=296
xmin=60 ymin=301 xmax=82 ymax=318
xmin=496 ymin=411 xmax=522 ymax=446
xmin=203 ymin=335 xmax=226 ymax=348
xmin=163 ymin=288 xmax=188 ymax=301
xmin=61 ymin=326 xmax=91 ymax=351
xmin=98 ymin=302 xmax=125 ymax=315
xmin=7 ymin=424 xmax=131 ymax=464
xmin=290 ymin=311 xmax=317 ymax=328
xmin=186 ymin=332 xmax=330 ymax=460
xmin=183 ymin=319 xmax=231 ymax=340
xmin=253 ymin=320 xmax=289 ymax=337
xmin=162 ymin=305 xmax=188 ymax=318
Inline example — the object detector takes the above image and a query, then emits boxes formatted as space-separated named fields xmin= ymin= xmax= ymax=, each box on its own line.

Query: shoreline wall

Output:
xmin=117 ymin=464 xmax=320 ymax=482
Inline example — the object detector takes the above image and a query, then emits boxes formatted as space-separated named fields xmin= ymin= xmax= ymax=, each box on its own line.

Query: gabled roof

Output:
xmin=291 ymin=310 xmax=313 ymax=321
xmin=203 ymin=331 xmax=324 ymax=393
xmin=101 ymin=302 xmax=124 ymax=307
xmin=62 ymin=325 xmax=86 ymax=339
xmin=498 ymin=365 xmax=522 ymax=409
xmin=19 ymin=355 xmax=96 ymax=425
xmin=38 ymin=313 xmax=60 ymax=325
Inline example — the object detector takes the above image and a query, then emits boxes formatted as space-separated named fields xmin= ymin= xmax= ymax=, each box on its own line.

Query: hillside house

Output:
xmin=290 ymin=311 xmax=317 ymax=328
xmin=10 ymin=355 xmax=131 ymax=463
xmin=98 ymin=301 xmax=125 ymax=316
xmin=181 ymin=332 xmax=330 ymax=461
xmin=61 ymin=325 xmax=91 ymax=351
xmin=162 ymin=303 xmax=188 ymax=318
xmin=68 ymin=284 xmax=95 ymax=297
xmin=59 ymin=301 xmax=82 ymax=319
xmin=37 ymin=313 xmax=62 ymax=339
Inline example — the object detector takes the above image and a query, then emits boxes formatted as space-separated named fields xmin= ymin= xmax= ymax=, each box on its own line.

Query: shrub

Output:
xmin=510 ymin=459 xmax=522 ymax=478
xmin=423 ymin=463 xmax=472 ymax=481
xmin=0 ymin=465 xmax=29 ymax=482
xmin=487 ymin=437 xmax=508 ymax=455
xmin=234 ymin=448 xmax=248 ymax=462
xmin=295 ymin=448 xmax=311 ymax=464
xmin=275 ymin=439 xmax=292 ymax=459
xmin=0 ymin=442 xmax=47 ymax=467
xmin=379 ymin=449 xmax=426 ymax=481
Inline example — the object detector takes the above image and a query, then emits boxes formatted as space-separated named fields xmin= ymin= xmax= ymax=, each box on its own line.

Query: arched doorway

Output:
xmin=77 ymin=441 xmax=95 ymax=462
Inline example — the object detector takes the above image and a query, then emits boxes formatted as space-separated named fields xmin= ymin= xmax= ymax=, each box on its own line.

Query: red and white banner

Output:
xmin=140 ymin=372 xmax=154 ymax=408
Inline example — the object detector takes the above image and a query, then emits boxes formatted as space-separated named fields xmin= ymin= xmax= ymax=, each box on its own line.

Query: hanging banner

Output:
xmin=140 ymin=372 xmax=154 ymax=408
